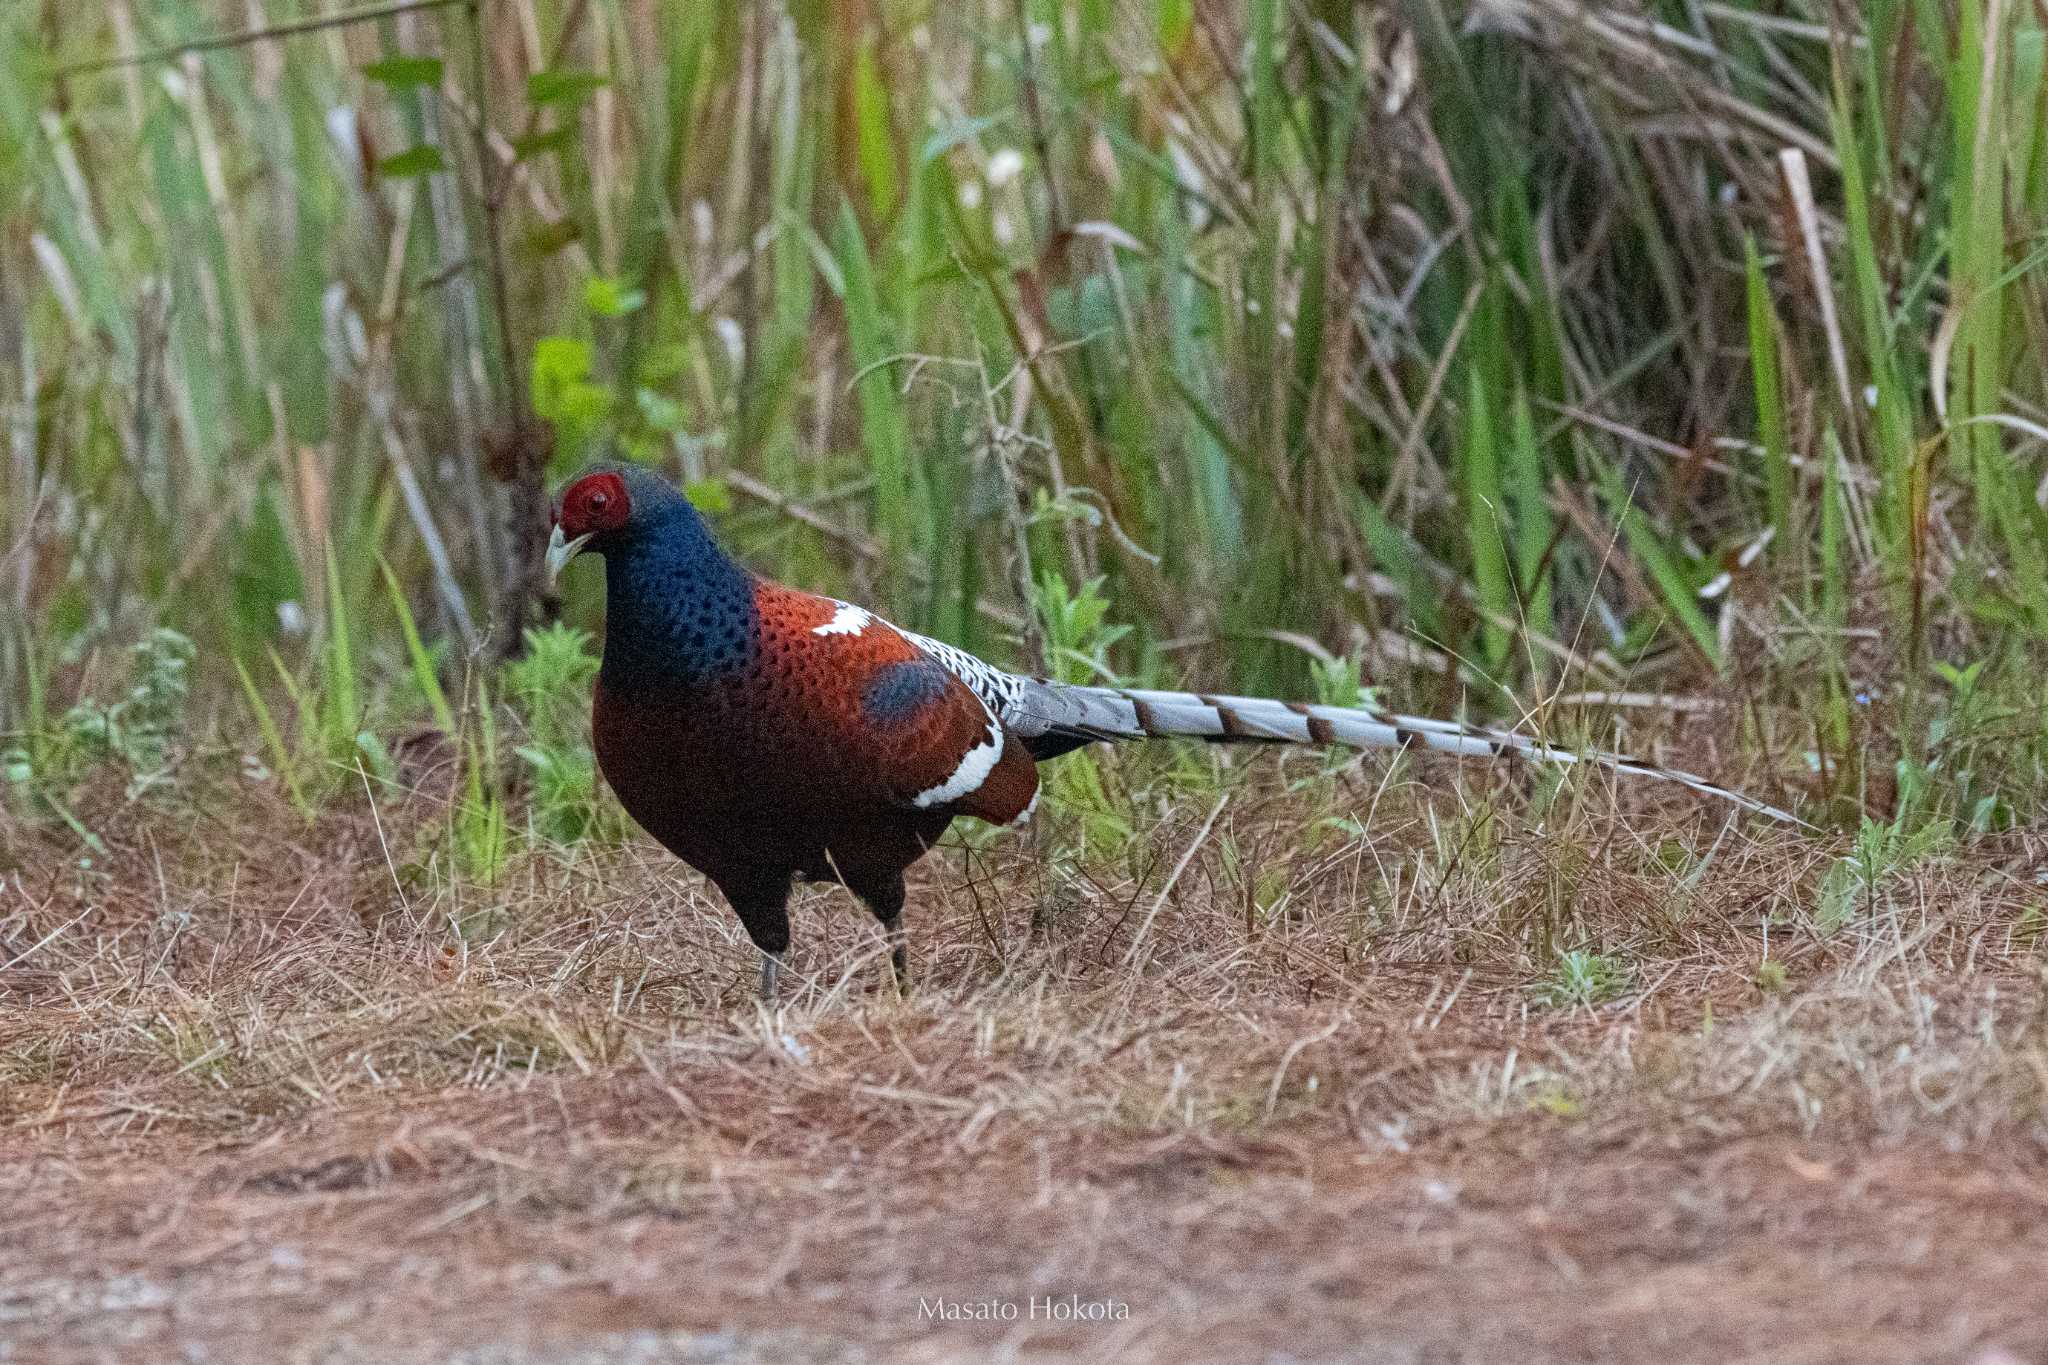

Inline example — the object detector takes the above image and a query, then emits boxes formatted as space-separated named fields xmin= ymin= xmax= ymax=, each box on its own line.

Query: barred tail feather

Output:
xmin=1005 ymin=682 xmax=1804 ymax=825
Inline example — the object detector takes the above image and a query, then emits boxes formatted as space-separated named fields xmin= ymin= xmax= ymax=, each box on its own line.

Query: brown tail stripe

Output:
xmin=1198 ymin=695 xmax=1255 ymax=739
xmin=1276 ymin=702 xmax=1335 ymax=746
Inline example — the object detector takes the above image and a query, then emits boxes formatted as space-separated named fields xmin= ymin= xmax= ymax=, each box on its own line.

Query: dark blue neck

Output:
xmin=598 ymin=506 xmax=758 ymax=694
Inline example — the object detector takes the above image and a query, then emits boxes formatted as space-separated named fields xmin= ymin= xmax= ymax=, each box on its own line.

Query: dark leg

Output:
xmin=853 ymin=873 xmax=910 ymax=994
xmin=716 ymin=871 xmax=793 ymax=1006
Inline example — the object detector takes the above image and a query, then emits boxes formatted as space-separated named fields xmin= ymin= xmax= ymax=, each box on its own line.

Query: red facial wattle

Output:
xmin=546 ymin=471 xmax=631 ymax=582
xmin=559 ymin=471 xmax=630 ymax=538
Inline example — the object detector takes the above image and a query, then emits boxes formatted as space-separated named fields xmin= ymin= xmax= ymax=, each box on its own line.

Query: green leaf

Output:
xmin=1744 ymin=234 xmax=1791 ymax=546
xmin=583 ymin=275 xmax=646 ymax=317
xmin=1506 ymin=387 xmax=1554 ymax=651
xmin=835 ymin=202 xmax=918 ymax=578
xmin=511 ymin=126 xmax=577 ymax=163
xmin=530 ymin=335 xmax=611 ymax=455
xmin=363 ymin=56 xmax=443 ymax=89
xmin=685 ymin=478 xmax=732 ymax=515
xmin=1592 ymin=458 xmax=1721 ymax=669
xmin=850 ymin=38 xmax=900 ymax=217
xmin=381 ymin=557 xmax=454 ymax=734
xmin=533 ymin=335 xmax=594 ymax=388
xmin=354 ymin=731 xmax=394 ymax=784
xmin=377 ymin=144 xmax=446 ymax=179
xmin=527 ymin=69 xmax=609 ymax=108
xmin=918 ymin=114 xmax=1007 ymax=164
xmin=1463 ymin=368 xmax=1512 ymax=670
xmin=635 ymin=387 xmax=687 ymax=435
xmin=521 ymin=218 xmax=582 ymax=258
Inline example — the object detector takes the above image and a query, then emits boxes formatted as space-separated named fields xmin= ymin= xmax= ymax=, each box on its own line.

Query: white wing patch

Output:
xmin=813 ymin=602 xmax=873 ymax=637
xmin=910 ymin=714 xmax=1004 ymax=809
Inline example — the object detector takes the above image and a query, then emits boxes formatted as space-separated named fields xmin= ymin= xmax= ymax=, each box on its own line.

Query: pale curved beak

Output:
xmin=545 ymin=525 xmax=594 ymax=585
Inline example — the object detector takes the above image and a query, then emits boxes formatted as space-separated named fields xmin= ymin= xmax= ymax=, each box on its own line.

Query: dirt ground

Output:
xmin=4 ymin=757 xmax=2046 ymax=1364
xmin=9 ymin=1091 xmax=2048 ymax=1364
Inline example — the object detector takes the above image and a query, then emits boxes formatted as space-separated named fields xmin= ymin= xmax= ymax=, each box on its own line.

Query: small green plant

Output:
xmin=1530 ymin=1085 xmax=1582 ymax=1118
xmin=5 ymin=628 xmax=196 ymax=806
xmin=1216 ymin=834 xmax=1295 ymax=929
xmin=1296 ymin=651 xmax=1375 ymax=799
xmin=452 ymin=675 xmax=512 ymax=885
xmin=1890 ymin=659 xmax=2025 ymax=834
xmin=1032 ymin=571 xmax=1131 ymax=687
xmin=1815 ymin=813 xmax=1953 ymax=934
xmin=98 ymin=628 xmax=196 ymax=782
xmin=1028 ymin=571 xmax=1135 ymax=855
xmin=234 ymin=655 xmax=312 ymax=819
xmin=245 ymin=551 xmax=392 ymax=810
xmin=1308 ymin=653 xmax=1368 ymax=711
xmin=505 ymin=624 xmax=619 ymax=847
xmin=1755 ymin=959 xmax=1790 ymax=994
xmin=384 ymin=559 xmax=457 ymax=735
xmin=1532 ymin=950 xmax=1632 ymax=1009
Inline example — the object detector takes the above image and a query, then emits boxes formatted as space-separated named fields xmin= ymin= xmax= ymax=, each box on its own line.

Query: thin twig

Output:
xmin=53 ymin=0 xmax=467 ymax=76
xmin=723 ymin=471 xmax=1028 ymax=634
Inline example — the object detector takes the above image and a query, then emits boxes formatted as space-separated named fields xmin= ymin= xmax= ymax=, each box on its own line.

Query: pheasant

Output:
xmin=547 ymin=462 xmax=1799 ymax=1001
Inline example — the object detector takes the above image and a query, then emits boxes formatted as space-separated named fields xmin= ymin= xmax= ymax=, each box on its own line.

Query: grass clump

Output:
xmin=1532 ymin=949 xmax=1633 ymax=1010
xmin=505 ymin=623 xmax=620 ymax=849
xmin=1815 ymin=814 xmax=1954 ymax=936
xmin=5 ymin=628 xmax=197 ymax=848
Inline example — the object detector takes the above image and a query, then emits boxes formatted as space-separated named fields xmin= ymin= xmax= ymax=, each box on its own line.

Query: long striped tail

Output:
xmin=1001 ymin=680 xmax=1805 ymax=825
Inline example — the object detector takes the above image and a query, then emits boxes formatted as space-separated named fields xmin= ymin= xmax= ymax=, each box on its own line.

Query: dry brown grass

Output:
xmin=4 ymin=745 xmax=2048 ymax=1363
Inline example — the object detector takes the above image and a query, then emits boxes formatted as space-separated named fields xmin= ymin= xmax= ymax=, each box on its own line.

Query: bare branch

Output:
xmin=53 ymin=0 xmax=468 ymax=77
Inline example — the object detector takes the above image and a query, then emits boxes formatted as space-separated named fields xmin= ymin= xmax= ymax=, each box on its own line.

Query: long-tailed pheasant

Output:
xmin=547 ymin=462 xmax=1798 ymax=1001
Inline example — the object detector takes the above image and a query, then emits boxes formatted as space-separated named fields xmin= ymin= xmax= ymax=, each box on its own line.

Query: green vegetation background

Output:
xmin=4 ymin=0 xmax=2048 ymax=844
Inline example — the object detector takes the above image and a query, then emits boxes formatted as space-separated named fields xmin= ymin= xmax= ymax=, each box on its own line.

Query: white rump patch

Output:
xmin=813 ymin=602 xmax=873 ymax=637
xmin=912 ymin=716 xmax=1004 ymax=809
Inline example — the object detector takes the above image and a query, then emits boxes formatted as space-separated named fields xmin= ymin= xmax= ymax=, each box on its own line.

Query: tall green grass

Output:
xmin=2 ymin=0 xmax=2046 ymax=822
